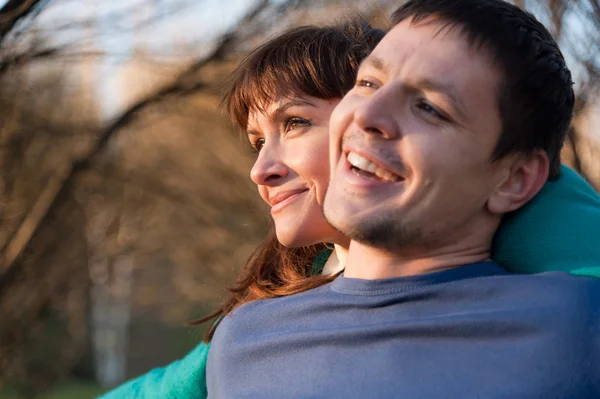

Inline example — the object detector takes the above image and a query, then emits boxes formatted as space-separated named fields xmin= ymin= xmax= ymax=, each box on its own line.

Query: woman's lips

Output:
xmin=269 ymin=189 xmax=308 ymax=213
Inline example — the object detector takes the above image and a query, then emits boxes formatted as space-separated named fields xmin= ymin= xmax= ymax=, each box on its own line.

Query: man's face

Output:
xmin=324 ymin=18 xmax=509 ymax=252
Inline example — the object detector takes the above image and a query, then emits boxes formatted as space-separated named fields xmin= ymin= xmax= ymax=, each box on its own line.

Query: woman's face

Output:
xmin=248 ymin=95 xmax=348 ymax=248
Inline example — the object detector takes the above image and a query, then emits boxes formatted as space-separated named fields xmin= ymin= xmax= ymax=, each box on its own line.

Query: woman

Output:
xmin=98 ymin=22 xmax=384 ymax=399
xmin=99 ymin=21 xmax=600 ymax=399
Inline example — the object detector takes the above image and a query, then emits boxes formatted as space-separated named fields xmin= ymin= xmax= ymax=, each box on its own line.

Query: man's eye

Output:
xmin=284 ymin=117 xmax=311 ymax=133
xmin=357 ymin=79 xmax=377 ymax=89
xmin=251 ymin=138 xmax=265 ymax=153
xmin=417 ymin=101 xmax=448 ymax=121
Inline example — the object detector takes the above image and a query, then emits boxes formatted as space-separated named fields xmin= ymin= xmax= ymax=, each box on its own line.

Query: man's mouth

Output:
xmin=347 ymin=151 xmax=403 ymax=183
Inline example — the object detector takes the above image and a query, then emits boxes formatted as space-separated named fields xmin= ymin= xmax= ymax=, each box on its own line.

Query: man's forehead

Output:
xmin=364 ymin=18 xmax=494 ymax=79
xmin=360 ymin=56 xmax=387 ymax=73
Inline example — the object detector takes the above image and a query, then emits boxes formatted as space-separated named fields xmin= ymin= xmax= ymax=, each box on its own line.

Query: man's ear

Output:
xmin=487 ymin=151 xmax=549 ymax=215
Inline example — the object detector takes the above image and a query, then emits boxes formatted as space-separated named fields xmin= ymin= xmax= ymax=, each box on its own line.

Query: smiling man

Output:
xmin=324 ymin=3 xmax=569 ymax=279
xmin=207 ymin=1 xmax=600 ymax=398
xmin=320 ymin=0 xmax=599 ymax=396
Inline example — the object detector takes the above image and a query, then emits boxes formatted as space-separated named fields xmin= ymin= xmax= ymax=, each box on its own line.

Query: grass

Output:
xmin=0 ymin=380 xmax=105 ymax=399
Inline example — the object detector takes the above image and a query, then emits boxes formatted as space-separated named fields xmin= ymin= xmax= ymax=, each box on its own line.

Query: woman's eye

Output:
xmin=251 ymin=138 xmax=265 ymax=153
xmin=417 ymin=101 xmax=448 ymax=121
xmin=284 ymin=117 xmax=311 ymax=133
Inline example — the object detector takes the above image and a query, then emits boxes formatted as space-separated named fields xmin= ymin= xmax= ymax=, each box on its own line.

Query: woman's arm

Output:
xmin=493 ymin=165 xmax=600 ymax=278
xmin=95 ymin=246 xmax=334 ymax=399
xmin=97 ymin=342 xmax=210 ymax=399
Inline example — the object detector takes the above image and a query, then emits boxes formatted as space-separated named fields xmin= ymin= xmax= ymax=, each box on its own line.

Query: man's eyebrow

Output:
xmin=359 ymin=55 xmax=388 ymax=73
xmin=414 ymin=78 xmax=467 ymax=117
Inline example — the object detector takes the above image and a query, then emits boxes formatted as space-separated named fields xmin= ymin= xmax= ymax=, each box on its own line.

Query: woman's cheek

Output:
xmin=257 ymin=185 xmax=270 ymax=205
xmin=308 ymin=134 xmax=332 ymax=205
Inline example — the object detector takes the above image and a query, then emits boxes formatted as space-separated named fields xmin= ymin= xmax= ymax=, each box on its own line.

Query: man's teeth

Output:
xmin=347 ymin=151 xmax=401 ymax=182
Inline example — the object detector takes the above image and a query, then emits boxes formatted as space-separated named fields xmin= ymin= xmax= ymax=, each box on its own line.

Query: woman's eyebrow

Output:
xmin=246 ymin=99 xmax=316 ymax=134
xmin=270 ymin=98 xmax=316 ymax=120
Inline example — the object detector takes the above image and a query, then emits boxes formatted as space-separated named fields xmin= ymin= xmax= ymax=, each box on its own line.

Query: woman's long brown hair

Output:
xmin=191 ymin=21 xmax=385 ymax=342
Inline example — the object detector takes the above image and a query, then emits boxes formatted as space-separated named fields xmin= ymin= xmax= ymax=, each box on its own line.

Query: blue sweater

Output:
xmin=99 ymin=166 xmax=600 ymax=398
xmin=208 ymin=262 xmax=600 ymax=398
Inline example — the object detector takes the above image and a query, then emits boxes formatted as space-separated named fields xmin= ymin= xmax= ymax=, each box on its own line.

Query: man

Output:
xmin=324 ymin=0 xmax=574 ymax=281
xmin=209 ymin=1 xmax=599 ymax=397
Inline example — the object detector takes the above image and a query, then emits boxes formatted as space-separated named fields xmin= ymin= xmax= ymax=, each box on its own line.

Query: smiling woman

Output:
xmin=97 ymin=21 xmax=385 ymax=399
xmin=196 ymin=23 xmax=386 ymax=339
xmin=248 ymin=96 xmax=341 ymax=246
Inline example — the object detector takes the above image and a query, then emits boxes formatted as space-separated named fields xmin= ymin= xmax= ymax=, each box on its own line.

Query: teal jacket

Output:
xmin=99 ymin=165 xmax=600 ymax=399
xmin=97 ymin=341 xmax=210 ymax=399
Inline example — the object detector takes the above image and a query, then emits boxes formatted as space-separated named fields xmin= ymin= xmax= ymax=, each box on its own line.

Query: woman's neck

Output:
xmin=334 ymin=244 xmax=348 ymax=268
xmin=321 ymin=244 xmax=348 ymax=275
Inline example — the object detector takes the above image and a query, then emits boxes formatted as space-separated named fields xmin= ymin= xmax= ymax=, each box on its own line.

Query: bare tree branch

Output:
xmin=0 ymin=166 xmax=69 ymax=274
xmin=0 ymin=0 xmax=42 ymax=39
xmin=548 ymin=0 xmax=566 ymax=37
xmin=0 ymin=0 xmax=271 ymax=280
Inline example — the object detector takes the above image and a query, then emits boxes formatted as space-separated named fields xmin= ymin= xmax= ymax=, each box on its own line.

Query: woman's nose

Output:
xmin=250 ymin=145 xmax=289 ymax=186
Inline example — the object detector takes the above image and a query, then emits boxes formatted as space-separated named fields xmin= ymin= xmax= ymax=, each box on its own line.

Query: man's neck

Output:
xmin=343 ymin=241 xmax=491 ymax=280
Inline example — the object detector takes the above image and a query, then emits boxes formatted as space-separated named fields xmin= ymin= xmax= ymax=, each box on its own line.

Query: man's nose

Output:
xmin=354 ymin=87 xmax=401 ymax=139
xmin=250 ymin=144 xmax=288 ymax=186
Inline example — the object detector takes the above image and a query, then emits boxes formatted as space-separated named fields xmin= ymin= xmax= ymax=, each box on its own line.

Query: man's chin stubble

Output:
xmin=323 ymin=208 xmax=425 ymax=253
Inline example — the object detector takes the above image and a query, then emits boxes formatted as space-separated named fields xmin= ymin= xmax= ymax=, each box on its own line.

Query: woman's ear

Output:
xmin=487 ymin=151 xmax=549 ymax=215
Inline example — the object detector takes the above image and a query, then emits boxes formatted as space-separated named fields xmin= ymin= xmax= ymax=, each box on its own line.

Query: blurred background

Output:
xmin=0 ymin=0 xmax=598 ymax=397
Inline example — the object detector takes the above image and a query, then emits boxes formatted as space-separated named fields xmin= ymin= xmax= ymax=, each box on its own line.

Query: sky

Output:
xmin=29 ymin=0 xmax=258 ymax=58
xmin=0 ymin=0 xmax=261 ymax=121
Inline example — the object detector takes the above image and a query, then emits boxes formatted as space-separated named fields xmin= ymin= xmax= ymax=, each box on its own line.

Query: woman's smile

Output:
xmin=269 ymin=188 xmax=309 ymax=213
